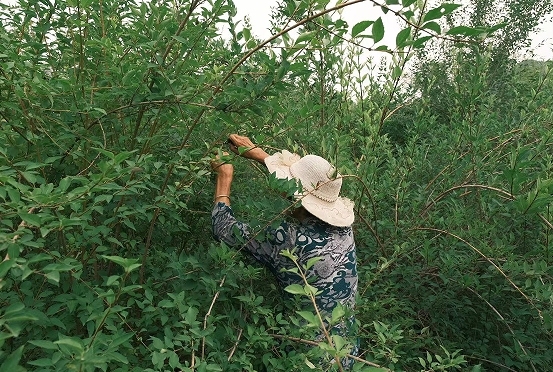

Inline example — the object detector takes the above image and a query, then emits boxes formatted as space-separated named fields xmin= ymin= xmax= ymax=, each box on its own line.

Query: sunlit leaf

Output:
xmin=422 ymin=3 xmax=462 ymax=23
xmin=18 ymin=212 xmax=41 ymax=227
xmin=396 ymin=26 xmax=411 ymax=47
xmin=423 ymin=21 xmax=441 ymax=34
xmin=351 ymin=20 xmax=373 ymax=37
xmin=372 ymin=17 xmax=385 ymax=43
xmin=284 ymin=284 xmax=305 ymax=295
xmin=101 ymin=255 xmax=141 ymax=273
xmin=295 ymin=31 xmax=316 ymax=45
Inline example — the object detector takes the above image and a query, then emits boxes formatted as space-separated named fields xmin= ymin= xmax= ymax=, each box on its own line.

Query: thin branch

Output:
xmin=201 ymin=276 xmax=225 ymax=359
xmin=270 ymin=334 xmax=390 ymax=370
xmin=227 ymin=328 xmax=243 ymax=361
xmin=539 ymin=213 xmax=553 ymax=230
xmin=420 ymin=184 xmax=515 ymax=216
xmin=465 ymin=356 xmax=518 ymax=372
xmin=365 ymin=0 xmax=475 ymax=44
xmin=286 ymin=255 xmax=344 ymax=372
xmin=1 ymin=207 xmax=37 ymax=285
xmin=463 ymin=285 xmax=537 ymax=372
xmin=411 ymin=227 xmax=542 ymax=321
xmin=373 ymin=0 xmax=427 ymax=143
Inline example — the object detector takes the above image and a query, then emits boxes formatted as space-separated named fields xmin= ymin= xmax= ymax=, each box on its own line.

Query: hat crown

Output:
xmin=290 ymin=155 xmax=342 ymax=202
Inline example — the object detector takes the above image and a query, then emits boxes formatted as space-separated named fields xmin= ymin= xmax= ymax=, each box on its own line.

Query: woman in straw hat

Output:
xmin=211 ymin=134 xmax=358 ymax=369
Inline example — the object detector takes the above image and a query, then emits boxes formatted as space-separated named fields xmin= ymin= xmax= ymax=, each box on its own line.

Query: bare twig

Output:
xmin=286 ymin=256 xmax=344 ymax=372
xmin=465 ymin=356 xmax=518 ymax=372
xmin=411 ymin=227 xmax=542 ymax=321
xmin=463 ymin=285 xmax=537 ymax=372
xmin=227 ymin=328 xmax=243 ymax=361
xmin=539 ymin=213 xmax=553 ymax=230
xmin=420 ymin=184 xmax=515 ymax=216
xmin=270 ymin=334 xmax=391 ymax=370
xmin=201 ymin=276 xmax=226 ymax=359
xmin=1 ymin=207 xmax=37 ymax=285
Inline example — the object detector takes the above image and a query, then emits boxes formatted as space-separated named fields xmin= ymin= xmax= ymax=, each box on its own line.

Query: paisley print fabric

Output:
xmin=211 ymin=202 xmax=358 ymax=368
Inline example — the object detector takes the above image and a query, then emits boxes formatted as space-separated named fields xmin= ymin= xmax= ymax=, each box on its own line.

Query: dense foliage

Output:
xmin=0 ymin=0 xmax=552 ymax=371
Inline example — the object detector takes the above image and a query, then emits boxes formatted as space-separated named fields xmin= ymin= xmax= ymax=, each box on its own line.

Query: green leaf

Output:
xmin=422 ymin=21 xmax=441 ymax=34
xmin=423 ymin=3 xmax=462 ymax=23
xmin=106 ymin=275 xmax=120 ymax=286
xmin=296 ymin=311 xmax=320 ymax=326
xmin=295 ymin=31 xmax=316 ymax=45
xmin=54 ymin=336 xmax=84 ymax=352
xmin=305 ymin=358 xmax=317 ymax=369
xmin=237 ymin=146 xmax=252 ymax=155
xmin=395 ymin=27 xmax=411 ymax=47
xmin=92 ymin=107 xmax=107 ymax=116
xmin=7 ymin=188 xmax=20 ymax=203
xmin=114 ymin=151 xmax=135 ymax=164
xmin=351 ymin=21 xmax=373 ymax=37
xmin=412 ymin=35 xmax=433 ymax=48
xmin=45 ymin=271 xmax=60 ymax=283
xmin=280 ymin=249 xmax=298 ymax=261
xmin=0 ymin=345 xmax=24 ymax=371
xmin=126 ymin=263 xmax=142 ymax=273
xmin=392 ymin=65 xmax=402 ymax=79
xmin=372 ymin=17 xmax=385 ymax=43
xmin=305 ymin=283 xmax=319 ymax=295
xmin=284 ymin=284 xmax=306 ymax=295
xmin=29 ymin=339 xmax=58 ymax=350
xmin=28 ymin=358 xmax=53 ymax=367
xmin=242 ymin=27 xmax=251 ymax=41
xmin=331 ymin=334 xmax=346 ymax=350
xmin=21 ymin=171 xmax=38 ymax=184
xmin=331 ymin=305 xmax=346 ymax=323
xmin=4 ymin=302 xmax=25 ymax=316
xmin=93 ymin=147 xmax=115 ymax=160
xmin=101 ymin=255 xmax=141 ymax=273
xmin=305 ymin=257 xmax=322 ymax=270
xmin=18 ymin=212 xmax=41 ymax=227
xmin=0 ymin=260 xmax=14 ymax=279
xmin=58 ymin=177 xmax=72 ymax=192
xmin=151 ymin=336 xmax=164 ymax=349
xmin=171 ymin=35 xmax=187 ymax=43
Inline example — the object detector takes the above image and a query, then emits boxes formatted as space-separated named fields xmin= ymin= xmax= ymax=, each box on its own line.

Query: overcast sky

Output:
xmin=231 ymin=0 xmax=553 ymax=60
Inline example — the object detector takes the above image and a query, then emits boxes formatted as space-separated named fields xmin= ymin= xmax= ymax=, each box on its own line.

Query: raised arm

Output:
xmin=227 ymin=134 xmax=270 ymax=165
xmin=211 ymin=152 xmax=234 ymax=206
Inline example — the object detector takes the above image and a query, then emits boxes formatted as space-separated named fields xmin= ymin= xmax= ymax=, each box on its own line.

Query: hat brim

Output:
xmin=264 ymin=150 xmax=299 ymax=180
xmin=300 ymin=194 xmax=355 ymax=227
xmin=265 ymin=151 xmax=355 ymax=227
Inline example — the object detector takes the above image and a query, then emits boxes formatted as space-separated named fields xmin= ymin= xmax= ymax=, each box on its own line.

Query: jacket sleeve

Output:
xmin=211 ymin=202 xmax=295 ymax=271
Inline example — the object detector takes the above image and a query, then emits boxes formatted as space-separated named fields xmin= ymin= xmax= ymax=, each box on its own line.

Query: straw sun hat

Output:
xmin=264 ymin=150 xmax=355 ymax=227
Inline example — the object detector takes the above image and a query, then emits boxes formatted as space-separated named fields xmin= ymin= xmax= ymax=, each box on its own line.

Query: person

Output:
xmin=211 ymin=134 xmax=358 ymax=369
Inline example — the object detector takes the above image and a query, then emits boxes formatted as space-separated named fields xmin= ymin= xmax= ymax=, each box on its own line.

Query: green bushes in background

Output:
xmin=0 ymin=0 xmax=552 ymax=370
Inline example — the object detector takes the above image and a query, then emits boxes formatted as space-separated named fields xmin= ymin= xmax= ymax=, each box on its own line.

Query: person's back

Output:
xmin=210 ymin=134 xmax=358 ymax=369
xmin=212 ymin=204 xmax=358 ymax=315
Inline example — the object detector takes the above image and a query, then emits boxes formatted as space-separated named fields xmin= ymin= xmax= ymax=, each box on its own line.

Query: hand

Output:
xmin=211 ymin=152 xmax=233 ymax=177
xmin=228 ymin=134 xmax=269 ymax=164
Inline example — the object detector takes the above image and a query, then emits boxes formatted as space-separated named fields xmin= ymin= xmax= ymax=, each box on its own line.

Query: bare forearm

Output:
xmin=228 ymin=134 xmax=269 ymax=166
xmin=248 ymin=148 xmax=270 ymax=165
xmin=214 ymin=173 xmax=233 ymax=205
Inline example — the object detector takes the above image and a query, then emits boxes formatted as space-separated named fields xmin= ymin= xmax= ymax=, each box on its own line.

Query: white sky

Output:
xmin=231 ymin=0 xmax=553 ymax=60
